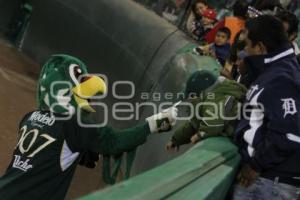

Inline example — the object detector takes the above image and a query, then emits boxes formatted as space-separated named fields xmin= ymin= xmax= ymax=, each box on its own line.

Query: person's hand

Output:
xmin=221 ymin=67 xmax=232 ymax=79
xmin=208 ymin=48 xmax=217 ymax=58
xmin=237 ymin=164 xmax=260 ymax=188
xmin=146 ymin=104 xmax=179 ymax=134
xmin=165 ymin=140 xmax=179 ymax=153
xmin=190 ymin=134 xmax=201 ymax=144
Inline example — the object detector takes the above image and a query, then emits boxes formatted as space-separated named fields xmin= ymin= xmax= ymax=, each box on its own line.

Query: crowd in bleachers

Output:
xmin=135 ymin=0 xmax=300 ymax=87
xmin=185 ymin=0 xmax=300 ymax=88
xmin=161 ymin=1 xmax=300 ymax=199
xmin=127 ymin=2 xmax=300 ymax=199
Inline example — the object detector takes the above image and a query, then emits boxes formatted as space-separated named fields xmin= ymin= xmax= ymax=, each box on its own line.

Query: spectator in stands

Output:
xmin=192 ymin=0 xmax=209 ymax=17
xmin=204 ymin=0 xmax=248 ymax=44
xmin=210 ymin=27 xmax=232 ymax=66
xmin=253 ymin=0 xmax=283 ymax=13
xmin=186 ymin=0 xmax=210 ymax=36
xmin=165 ymin=70 xmax=246 ymax=151
xmin=232 ymin=15 xmax=300 ymax=200
xmin=191 ymin=8 xmax=217 ymax=42
xmin=195 ymin=27 xmax=231 ymax=66
xmin=288 ymin=0 xmax=300 ymax=12
xmin=227 ymin=30 xmax=252 ymax=87
xmin=276 ymin=11 xmax=300 ymax=57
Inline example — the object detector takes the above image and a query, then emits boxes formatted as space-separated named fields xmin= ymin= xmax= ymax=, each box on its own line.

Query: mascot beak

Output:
xmin=72 ymin=76 xmax=107 ymax=112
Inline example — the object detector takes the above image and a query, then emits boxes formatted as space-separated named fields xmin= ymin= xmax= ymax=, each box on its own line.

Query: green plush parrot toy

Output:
xmin=0 ymin=54 xmax=178 ymax=200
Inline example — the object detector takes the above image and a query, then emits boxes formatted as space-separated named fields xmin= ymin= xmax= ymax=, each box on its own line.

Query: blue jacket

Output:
xmin=235 ymin=44 xmax=300 ymax=177
xmin=211 ymin=43 xmax=231 ymax=66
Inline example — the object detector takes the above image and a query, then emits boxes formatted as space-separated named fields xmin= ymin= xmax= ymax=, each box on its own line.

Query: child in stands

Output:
xmin=191 ymin=8 xmax=218 ymax=42
xmin=194 ymin=27 xmax=231 ymax=66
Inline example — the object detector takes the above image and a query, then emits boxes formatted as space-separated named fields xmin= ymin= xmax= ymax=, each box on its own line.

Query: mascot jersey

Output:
xmin=0 ymin=55 xmax=152 ymax=200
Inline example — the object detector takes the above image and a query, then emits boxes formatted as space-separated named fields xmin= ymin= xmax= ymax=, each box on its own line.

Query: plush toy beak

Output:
xmin=72 ymin=76 xmax=107 ymax=112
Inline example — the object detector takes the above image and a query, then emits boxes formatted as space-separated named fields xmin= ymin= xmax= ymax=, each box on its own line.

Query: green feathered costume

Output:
xmin=0 ymin=54 xmax=177 ymax=200
xmin=170 ymin=70 xmax=247 ymax=147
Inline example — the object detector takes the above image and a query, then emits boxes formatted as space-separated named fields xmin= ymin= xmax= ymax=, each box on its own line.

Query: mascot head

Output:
xmin=37 ymin=54 xmax=106 ymax=114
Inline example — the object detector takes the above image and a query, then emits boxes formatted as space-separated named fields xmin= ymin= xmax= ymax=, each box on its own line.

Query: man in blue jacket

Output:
xmin=232 ymin=15 xmax=300 ymax=200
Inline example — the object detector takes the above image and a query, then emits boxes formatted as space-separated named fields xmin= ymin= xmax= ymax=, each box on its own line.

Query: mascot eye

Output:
xmin=74 ymin=66 xmax=83 ymax=79
xmin=69 ymin=64 xmax=83 ymax=85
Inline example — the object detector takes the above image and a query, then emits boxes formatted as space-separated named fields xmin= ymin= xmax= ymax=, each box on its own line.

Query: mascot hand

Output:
xmin=146 ymin=106 xmax=178 ymax=134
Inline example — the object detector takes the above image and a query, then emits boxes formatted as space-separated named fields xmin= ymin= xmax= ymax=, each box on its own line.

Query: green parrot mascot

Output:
xmin=0 ymin=54 xmax=178 ymax=200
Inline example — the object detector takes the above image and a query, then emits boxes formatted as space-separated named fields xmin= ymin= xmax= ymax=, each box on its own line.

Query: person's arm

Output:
xmin=245 ymin=78 xmax=300 ymax=172
xmin=83 ymin=123 xmax=151 ymax=155
xmin=221 ymin=62 xmax=234 ymax=79
xmin=196 ymin=96 xmax=226 ymax=139
xmin=237 ymin=77 xmax=300 ymax=187
xmin=172 ymin=121 xmax=197 ymax=146
xmin=65 ymin=118 xmax=150 ymax=155
xmin=171 ymin=95 xmax=230 ymax=144
xmin=65 ymin=106 xmax=178 ymax=155
xmin=249 ymin=130 xmax=295 ymax=172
